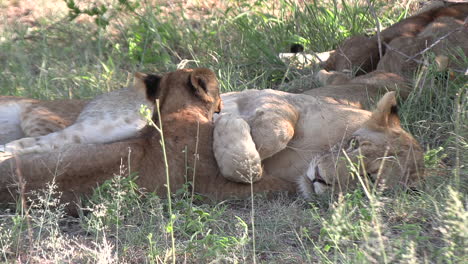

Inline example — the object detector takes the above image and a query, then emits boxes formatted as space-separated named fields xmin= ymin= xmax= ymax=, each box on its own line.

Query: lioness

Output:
xmin=0 ymin=68 xmax=424 ymax=211
xmin=215 ymin=90 xmax=424 ymax=196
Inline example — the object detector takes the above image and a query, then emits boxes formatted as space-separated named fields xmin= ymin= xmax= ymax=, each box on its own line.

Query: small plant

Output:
xmin=140 ymin=102 xmax=176 ymax=263
xmin=84 ymin=170 xmax=142 ymax=228
xmin=424 ymin=146 xmax=448 ymax=168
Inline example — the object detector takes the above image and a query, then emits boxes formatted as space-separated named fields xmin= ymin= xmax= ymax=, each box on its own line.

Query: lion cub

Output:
xmin=2 ymin=73 xmax=159 ymax=154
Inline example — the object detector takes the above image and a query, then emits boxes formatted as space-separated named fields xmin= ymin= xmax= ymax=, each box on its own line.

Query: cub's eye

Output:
xmin=347 ymin=137 xmax=359 ymax=150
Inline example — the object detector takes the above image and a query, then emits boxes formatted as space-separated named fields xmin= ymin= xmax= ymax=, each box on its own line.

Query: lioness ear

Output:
xmin=133 ymin=72 xmax=162 ymax=103
xmin=189 ymin=68 xmax=219 ymax=103
xmin=368 ymin=91 xmax=401 ymax=128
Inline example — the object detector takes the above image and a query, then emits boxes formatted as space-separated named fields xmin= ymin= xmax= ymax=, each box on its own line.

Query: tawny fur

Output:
xmin=377 ymin=16 xmax=468 ymax=79
xmin=213 ymin=113 xmax=263 ymax=183
xmin=214 ymin=90 xmax=424 ymax=195
xmin=300 ymin=15 xmax=466 ymax=110
xmin=324 ymin=3 xmax=468 ymax=74
xmin=0 ymin=97 xmax=87 ymax=145
xmin=300 ymin=92 xmax=425 ymax=197
xmin=304 ymin=70 xmax=411 ymax=109
xmin=3 ymin=73 xmax=155 ymax=154
xmin=0 ymin=69 xmax=424 ymax=213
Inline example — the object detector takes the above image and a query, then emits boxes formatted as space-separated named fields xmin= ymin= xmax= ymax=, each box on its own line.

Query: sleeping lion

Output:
xmin=0 ymin=68 xmax=424 ymax=210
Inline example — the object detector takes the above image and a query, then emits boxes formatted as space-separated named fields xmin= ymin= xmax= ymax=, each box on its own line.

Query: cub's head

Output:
xmin=133 ymin=68 xmax=222 ymax=121
xmin=299 ymin=92 xmax=425 ymax=197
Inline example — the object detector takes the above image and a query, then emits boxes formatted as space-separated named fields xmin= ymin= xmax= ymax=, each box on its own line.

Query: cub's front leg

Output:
xmin=213 ymin=104 xmax=298 ymax=183
xmin=213 ymin=113 xmax=263 ymax=183
xmin=248 ymin=105 xmax=298 ymax=160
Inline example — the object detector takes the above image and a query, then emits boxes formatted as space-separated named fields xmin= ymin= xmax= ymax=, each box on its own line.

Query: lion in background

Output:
xmin=324 ymin=2 xmax=468 ymax=76
xmin=281 ymin=3 xmax=467 ymax=107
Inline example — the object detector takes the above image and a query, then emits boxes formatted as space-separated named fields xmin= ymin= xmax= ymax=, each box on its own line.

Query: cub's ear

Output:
xmin=189 ymin=68 xmax=219 ymax=103
xmin=133 ymin=72 xmax=148 ymax=95
xmin=133 ymin=72 xmax=161 ymax=103
xmin=367 ymin=91 xmax=401 ymax=129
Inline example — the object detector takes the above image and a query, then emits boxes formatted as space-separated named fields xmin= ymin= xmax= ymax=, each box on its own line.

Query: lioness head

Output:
xmin=300 ymin=92 xmax=424 ymax=197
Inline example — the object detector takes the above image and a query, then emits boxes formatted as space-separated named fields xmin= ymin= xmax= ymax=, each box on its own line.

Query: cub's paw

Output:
xmin=213 ymin=113 xmax=263 ymax=183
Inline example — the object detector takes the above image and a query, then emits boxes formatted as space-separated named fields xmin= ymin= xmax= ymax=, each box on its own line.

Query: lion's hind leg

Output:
xmin=213 ymin=113 xmax=263 ymax=183
xmin=4 ymin=107 xmax=79 ymax=154
xmin=5 ymin=114 xmax=146 ymax=155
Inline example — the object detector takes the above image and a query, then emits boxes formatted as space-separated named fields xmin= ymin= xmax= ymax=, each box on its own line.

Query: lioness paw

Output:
xmin=213 ymin=113 xmax=263 ymax=183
